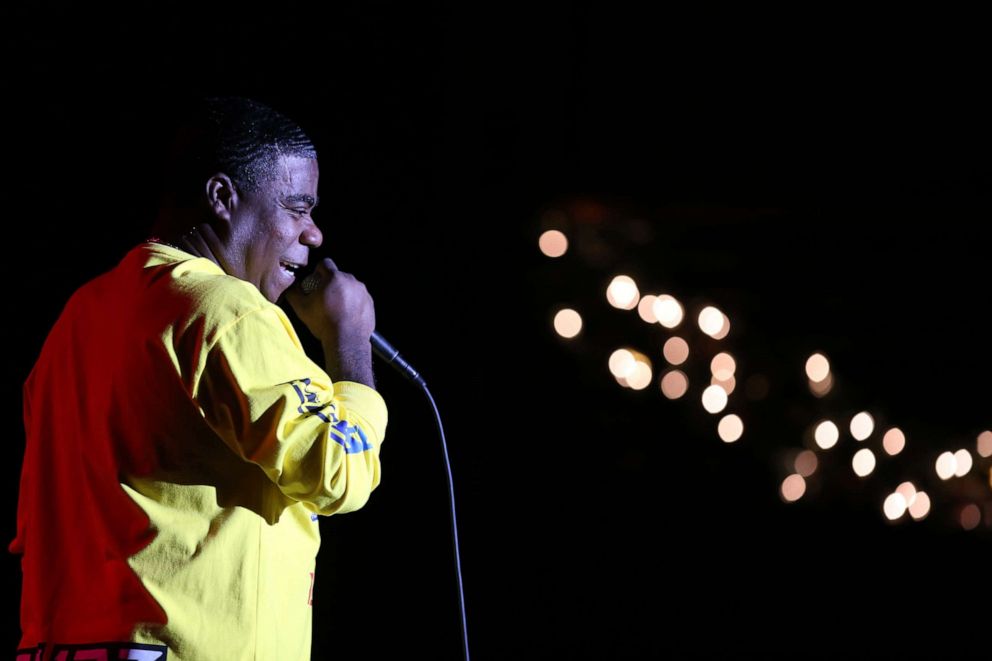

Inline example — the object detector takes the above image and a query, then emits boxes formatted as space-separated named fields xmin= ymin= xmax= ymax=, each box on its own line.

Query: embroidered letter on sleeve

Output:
xmin=290 ymin=378 xmax=374 ymax=455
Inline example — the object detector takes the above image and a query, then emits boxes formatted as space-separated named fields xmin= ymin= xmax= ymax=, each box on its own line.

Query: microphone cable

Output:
xmin=298 ymin=270 xmax=471 ymax=661
xmin=372 ymin=333 xmax=471 ymax=661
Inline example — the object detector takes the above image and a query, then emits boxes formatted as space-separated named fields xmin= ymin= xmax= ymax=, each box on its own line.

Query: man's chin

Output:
xmin=263 ymin=283 xmax=286 ymax=305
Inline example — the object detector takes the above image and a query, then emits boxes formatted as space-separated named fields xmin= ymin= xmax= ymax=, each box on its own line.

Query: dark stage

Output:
xmin=2 ymin=6 xmax=988 ymax=659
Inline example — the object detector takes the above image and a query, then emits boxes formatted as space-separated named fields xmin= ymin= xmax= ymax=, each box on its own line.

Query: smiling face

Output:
xmin=220 ymin=155 xmax=323 ymax=303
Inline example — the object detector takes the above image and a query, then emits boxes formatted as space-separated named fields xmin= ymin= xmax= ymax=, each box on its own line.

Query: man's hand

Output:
xmin=285 ymin=258 xmax=377 ymax=387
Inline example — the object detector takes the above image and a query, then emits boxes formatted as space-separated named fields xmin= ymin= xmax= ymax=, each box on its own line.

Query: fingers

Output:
xmin=315 ymin=257 xmax=338 ymax=274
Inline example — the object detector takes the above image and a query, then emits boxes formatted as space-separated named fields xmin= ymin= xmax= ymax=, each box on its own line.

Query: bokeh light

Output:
xmin=540 ymin=221 xmax=986 ymax=533
xmin=653 ymin=295 xmax=684 ymax=328
xmin=809 ymin=374 xmax=834 ymax=397
xmin=637 ymin=295 xmax=659 ymax=323
xmin=718 ymin=414 xmax=743 ymax=443
xmin=710 ymin=375 xmax=736 ymax=396
xmin=814 ymin=421 xmax=840 ymax=450
xmin=805 ymin=353 xmax=830 ymax=383
xmin=953 ymin=449 xmax=973 ymax=477
xmin=908 ymin=492 xmax=931 ymax=520
xmin=538 ymin=229 xmax=568 ymax=257
xmin=626 ymin=360 xmax=653 ymax=391
xmin=660 ymin=370 xmax=689 ymax=399
xmin=606 ymin=275 xmax=640 ymax=310
xmin=935 ymin=452 xmax=956 ymax=480
xmin=795 ymin=450 xmax=818 ymax=477
xmin=896 ymin=482 xmax=917 ymax=508
xmin=663 ymin=337 xmax=689 ymax=365
xmin=698 ymin=306 xmax=725 ymax=337
xmin=961 ymin=504 xmax=981 ymax=530
xmin=553 ymin=308 xmax=582 ymax=338
xmin=882 ymin=428 xmax=906 ymax=456
xmin=977 ymin=431 xmax=992 ymax=458
xmin=850 ymin=412 xmax=875 ymax=441
xmin=710 ymin=353 xmax=736 ymax=381
xmin=711 ymin=313 xmax=731 ymax=340
xmin=701 ymin=384 xmax=729 ymax=414
xmin=852 ymin=448 xmax=876 ymax=477
xmin=781 ymin=474 xmax=806 ymax=502
xmin=609 ymin=349 xmax=636 ymax=379
xmin=884 ymin=493 xmax=907 ymax=520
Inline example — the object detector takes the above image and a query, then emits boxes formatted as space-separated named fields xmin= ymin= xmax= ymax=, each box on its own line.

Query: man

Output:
xmin=10 ymin=97 xmax=387 ymax=660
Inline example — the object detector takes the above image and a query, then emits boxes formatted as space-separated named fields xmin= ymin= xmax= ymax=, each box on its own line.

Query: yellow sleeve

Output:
xmin=193 ymin=304 xmax=387 ymax=516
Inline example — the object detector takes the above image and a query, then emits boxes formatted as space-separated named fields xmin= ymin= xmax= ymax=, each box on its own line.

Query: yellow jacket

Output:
xmin=12 ymin=242 xmax=387 ymax=661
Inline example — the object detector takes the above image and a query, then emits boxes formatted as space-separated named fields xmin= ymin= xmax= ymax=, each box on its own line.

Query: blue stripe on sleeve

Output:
xmin=290 ymin=378 xmax=374 ymax=454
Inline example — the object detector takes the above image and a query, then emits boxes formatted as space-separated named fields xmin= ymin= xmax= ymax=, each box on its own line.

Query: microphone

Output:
xmin=299 ymin=271 xmax=426 ymax=387
xmin=370 ymin=331 xmax=426 ymax=387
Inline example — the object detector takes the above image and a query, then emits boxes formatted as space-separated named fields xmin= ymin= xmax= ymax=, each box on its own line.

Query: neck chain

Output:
xmin=146 ymin=235 xmax=183 ymax=251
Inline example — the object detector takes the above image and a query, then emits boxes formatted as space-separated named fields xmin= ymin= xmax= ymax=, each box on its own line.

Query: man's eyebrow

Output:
xmin=282 ymin=193 xmax=319 ymax=207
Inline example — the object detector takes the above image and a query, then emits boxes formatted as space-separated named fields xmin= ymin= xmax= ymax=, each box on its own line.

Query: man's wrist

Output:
xmin=322 ymin=341 xmax=375 ymax=389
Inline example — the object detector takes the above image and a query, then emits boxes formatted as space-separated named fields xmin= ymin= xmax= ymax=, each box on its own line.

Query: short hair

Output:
xmin=160 ymin=96 xmax=317 ymax=208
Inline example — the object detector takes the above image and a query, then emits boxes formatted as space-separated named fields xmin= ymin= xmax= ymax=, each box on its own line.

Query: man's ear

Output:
xmin=204 ymin=173 xmax=239 ymax=222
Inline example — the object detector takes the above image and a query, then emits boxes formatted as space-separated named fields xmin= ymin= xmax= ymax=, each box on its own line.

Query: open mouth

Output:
xmin=280 ymin=261 xmax=302 ymax=278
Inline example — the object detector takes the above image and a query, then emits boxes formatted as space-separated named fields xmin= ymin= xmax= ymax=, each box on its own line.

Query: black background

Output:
xmin=2 ymin=5 xmax=989 ymax=659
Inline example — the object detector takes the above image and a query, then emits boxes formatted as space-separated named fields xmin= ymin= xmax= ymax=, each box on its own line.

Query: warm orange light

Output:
xmin=663 ymin=337 xmax=689 ymax=366
xmin=553 ymin=308 xmax=582 ymax=338
xmin=660 ymin=370 xmax=689 ymax=399
xmin=814 ymin=421 xmax=840 ymax=450
xmin=781 ymin=474 xmax=806 ymax=502
xmin=896 ymin=482 xmax=917 ymax=508
xmin=809 ymin=374 xmax=834 ymax=397
xmin=954 ymin=449 xmax=973 ymax=477
xmin=626 ymin=360 xmax=653 ymax=391
xmin=884 ymin=493 xmax=907 ymax=520
xmin=711 ymin=313 xmax=731 ymax=340
xmin=805 ymin=353 xmax=830 ymax=383
xmin=935 ymin=452 xmax=956 ymax=480
xmin=538 ymin=229 xmax=568 ymax=257
xmin=978 ymin=431 xmax=992 ymax=458
xmin=698 ymin=306 xmax=724 ymax=336
xmin=960 ymin=504 xmax=981 ymax=530
xmin=653 ymin=295 xmax=684 ymax=329
xmin=637 ymin=295 xmax=659 ymax=323
xmin=795 ymin=450 xmax=818 ymax=477
xmin=701 ymin=385 xmax=729 ymax=414
xmin=852 ymin=449 xmax=876 ymax=477
xmin=613 ymin=349 xmax=652 ymax=389
xmin=710 ymin=375 xmax=736 ymax=396
xmin=609 ymin=349 xmax=636 ymax=379
xmin=718 ymin=414 xmax=743 ymax=443
xmin=606 ymin=275 xmax=640 ymax=310
xmin=710 ymin=352 xmax=736 ymax=381
xmin=908 ymin=492 xmax=931 ymax=520
xmin=850 ymin=412 xmax=875 ymax=441
xmin=882 ymin=428 xmax=906 ymax=456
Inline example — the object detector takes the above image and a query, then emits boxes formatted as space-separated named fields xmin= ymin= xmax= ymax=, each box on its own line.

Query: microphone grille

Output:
xmin=299 ymin=272 xmax=322 ymax=295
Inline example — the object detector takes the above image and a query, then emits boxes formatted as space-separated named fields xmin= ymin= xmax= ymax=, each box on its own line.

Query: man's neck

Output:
xmin=150 ymin=212 xmax=224 ymax=271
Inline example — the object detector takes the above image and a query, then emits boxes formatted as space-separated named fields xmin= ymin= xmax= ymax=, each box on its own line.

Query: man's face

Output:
xmin=225 ymin=155 xmax=322 ymax=303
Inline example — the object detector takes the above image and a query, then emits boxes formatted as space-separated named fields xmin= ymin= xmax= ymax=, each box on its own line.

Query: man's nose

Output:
xmin=302 ymin=218 xmax=323 ymax=248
